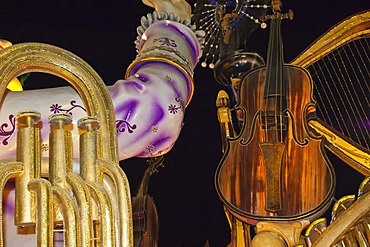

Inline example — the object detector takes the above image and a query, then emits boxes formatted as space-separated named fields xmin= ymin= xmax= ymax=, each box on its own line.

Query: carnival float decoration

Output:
xmin=0 ymin=0 xmax=203 ymax=246
xmin=193 ymin=0 xmax=370 ymax=246
xmin=0 ymin=0 xmax=368 ymax=246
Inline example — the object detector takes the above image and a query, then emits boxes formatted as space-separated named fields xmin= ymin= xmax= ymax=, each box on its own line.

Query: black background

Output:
xmin=1 ymin=1 xmax=368 ymax=246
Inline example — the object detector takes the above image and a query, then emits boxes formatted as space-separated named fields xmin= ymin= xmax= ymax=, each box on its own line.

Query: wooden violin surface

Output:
xmin=215 ymin=65 xmax=336 ymax=224
xmin=214 ymin=2 xmax=335 ymax=223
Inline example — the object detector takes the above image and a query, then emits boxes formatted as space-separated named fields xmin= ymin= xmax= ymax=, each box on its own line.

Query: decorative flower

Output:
xmin=49 ymin=101 xmax=86 ymax=115
xmin=145 ymin=145 xmax=154 ymax=156
xmin=50 ymin=104 xmax=62 ymax=114
xmin=168 ymin=104 xmax=179 ymax=114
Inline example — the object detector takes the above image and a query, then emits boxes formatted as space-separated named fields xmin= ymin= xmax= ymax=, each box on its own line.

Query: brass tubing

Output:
xmin=87 ymin=182 xmax=115 ymax=247
xmin=315 ymin=189 xmax=370 ymax=246
xmin=48 ymin=113 xmax=73 ymax=189
xmin=78 ymin=117 xmax=100 ymax=225
xmin=0 ymin=42 xmax=132 ymax=246
xmin=52 ymin=186 xmax=79 ymax=247
xmin=15 ymin=110 xmax=41 ymax=226
xmin=66 ymin=173 xmax=93 ymax=247
xmin=0 ymin=159 xmax=24 ymax=247
xmin=98 ymin=159 xmax=134 ymax=247
xmin=28 ymin=178 xmax=54 ymax=247
xmin=78 ymin=117 xmax=99 ymax=183
xmin=0 ymin=43 xmax=119 ymax=164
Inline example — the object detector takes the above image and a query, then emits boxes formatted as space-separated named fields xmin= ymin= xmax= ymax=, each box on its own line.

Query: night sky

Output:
xmin=1 ymin=1 xmax=369 ymax=246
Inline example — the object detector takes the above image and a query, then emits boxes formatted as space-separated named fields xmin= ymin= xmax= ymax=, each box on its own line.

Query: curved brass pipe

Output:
xmin=27 ymin=178 xmax=53 ymax=247
xmin=98 ymin=158 xmax=134 ymax=247
xmin=52 ymin=185 xmax=79 ymax=247
xmin=313 ymin=188 xmax=370 ymax=246
xmin=87 ymin=182 xmax=116 ymax=247
xmin=66 ymin=173 xmax=93 ymax=246
xmin=0 ymin=43 xmax=133 ymax=246
xmin=0 ymin=42 xmax=118 ymax=163
xmin=0 ymin=159 xmax=24 ymax=247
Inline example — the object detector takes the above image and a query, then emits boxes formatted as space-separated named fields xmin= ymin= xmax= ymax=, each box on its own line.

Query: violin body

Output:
xmin=133 ymin=195 xmax=159 ymax=247
xmin=215 ymin=64 xmax=336 ymax=224
xmin=132 ymin=156 xmax=163 ymax=247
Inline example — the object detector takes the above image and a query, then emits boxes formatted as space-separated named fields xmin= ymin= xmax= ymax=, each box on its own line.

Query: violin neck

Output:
xmin=136 ymin=170 xmax=152 ymax=197
xmin=135 ymin=156 xmax=164 ymax=197
xmin=264 ymin=9 xmax=285 ymax=99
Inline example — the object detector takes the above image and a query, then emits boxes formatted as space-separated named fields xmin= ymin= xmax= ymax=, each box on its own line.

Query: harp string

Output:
xmin=340 ymin=39 xmax=370 ymax=141
xmin=307 ymin=37 xmax=370 ymax=149
xmin=330 ymin=45 xmax=366 ymax=144
xmin=310 ymin=62 xmax=335 ymax=128
xmin=311 ymin=57 xmax=351 ymax=136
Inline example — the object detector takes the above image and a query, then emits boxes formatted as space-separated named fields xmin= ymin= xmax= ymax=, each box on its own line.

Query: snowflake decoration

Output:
xmin=193 ymin=0 xmax=270 ymax=68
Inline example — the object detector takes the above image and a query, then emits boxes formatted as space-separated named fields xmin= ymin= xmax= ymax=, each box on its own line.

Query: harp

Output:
xmin=0 ymin=43 xmax=133 ymax=246
xmin=292 ymin=10 xmax=370 ymax=175
xmin=292 ymin=10 xmax=370 ymax=246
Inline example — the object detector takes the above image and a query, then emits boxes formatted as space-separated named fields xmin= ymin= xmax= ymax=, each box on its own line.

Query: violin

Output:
xmin=132 ymin=156 xmax=164 ymax=247
xmin=215 ymin=0 xmax=335 ymax=224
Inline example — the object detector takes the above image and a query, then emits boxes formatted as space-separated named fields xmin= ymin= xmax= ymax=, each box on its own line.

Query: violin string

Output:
xmin=278 ymin=15 xmax=284 ymax=143
xmin=274 ymin=14 xmax=280 ymax=143
xmin=264 ymin=13 xmax=274 ymax=143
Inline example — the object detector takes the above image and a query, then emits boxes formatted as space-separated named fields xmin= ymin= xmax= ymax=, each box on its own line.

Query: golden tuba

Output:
xmin=0 ymin=43 xmax=133 ymax=246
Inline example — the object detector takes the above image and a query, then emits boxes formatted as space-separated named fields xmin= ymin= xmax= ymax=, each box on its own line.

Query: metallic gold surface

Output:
xmin=49 ymin=113 xmax=73 ymax=189
xmin=313 ymin=180 xmax=370 ymax=246
xmin=254 ymin=220 xmax=309 ymax=246
xmin=15 ymin=110 xmax=41 ymax=226
xmin=308 ymin=119 xmax=370 ymax=175
xmin=0 ymin=43 xmax=133 ymax=246
xmin=125 ymin=56 xmax=194 ymax=107
xmin=52 ymin=185 xmax=79 ymax=247
xmin=78 ymin=117 xmax=99 ymax=183
xmin=0 ymin=159 xmax=24 ymax=246
xmin=28 ymin=178 xmax=53 ymax=247
xmin=0 ymin=43 xmax=119 ymax=163
xmin=98 ymin=158 xmax=134 ymax=247
xmin=291 ymin=10 xmax=370 ymax=68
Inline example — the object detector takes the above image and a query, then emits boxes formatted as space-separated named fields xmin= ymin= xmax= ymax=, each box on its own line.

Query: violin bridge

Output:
xmin=261 ymin=111 xmax=287 ymax=130
xmin=259 ymin=143 xmax=285 ymax=212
